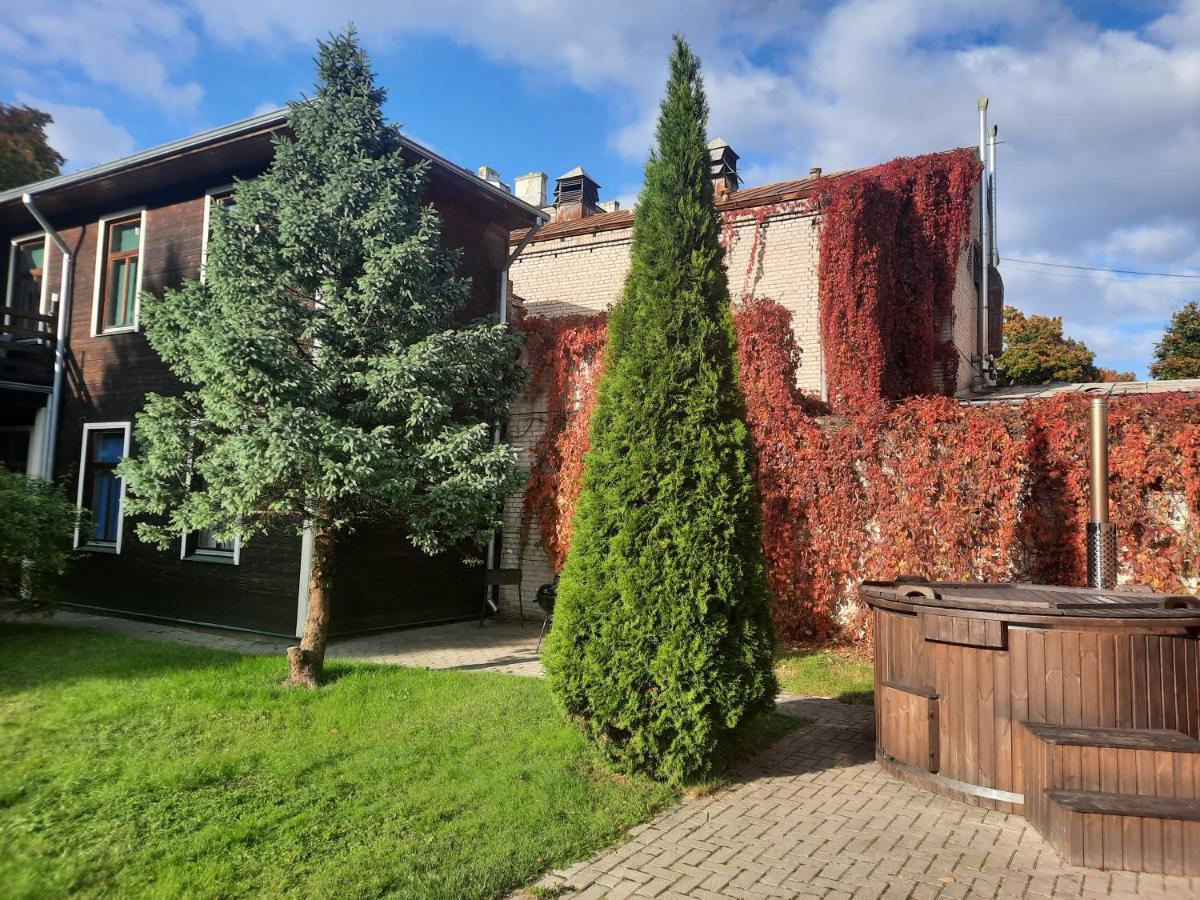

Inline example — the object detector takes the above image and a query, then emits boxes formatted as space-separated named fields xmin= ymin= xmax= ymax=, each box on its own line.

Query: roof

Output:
xmin=512 ymin=165 xmax=863 ymax=244
xmin=556 ymin=166 xmax=597 ymax=183
xmin=512 ymin=146 xmax=985 ymax=245
xmin=0 ymin=107 xmax=545 ymax=230
xmin=961 ymin=379 xmax=1200 ymax=405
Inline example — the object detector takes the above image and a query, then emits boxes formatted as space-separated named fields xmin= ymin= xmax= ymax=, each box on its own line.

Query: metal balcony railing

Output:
xmin=0 ymin=307 xmax=56 ymax=387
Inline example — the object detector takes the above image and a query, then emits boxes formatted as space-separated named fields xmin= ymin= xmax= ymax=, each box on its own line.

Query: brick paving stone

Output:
xmin=534 ymin=696 xmax=1200 ymax=899
xmin=12 ymin=608 xmax=548 ymax=676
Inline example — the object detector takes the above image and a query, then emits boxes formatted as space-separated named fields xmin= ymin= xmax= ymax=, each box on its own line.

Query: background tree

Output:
xmin=120 ymin=30 xmax=526 ymax=686
xmin=997 ymin=305 xmax=1099 ymax=385
xmin=1150 ymin=301 xmax=1200 ymax=380
xmin=0 ymin=468 xmax=78 ymax=612
xmin=0 ymin=104 xmax=65 ymax=189
xmin=1096 ymin=367 xmax=1136 ymax=383
xmin=543 ymin=37 xmax=776 ymax=785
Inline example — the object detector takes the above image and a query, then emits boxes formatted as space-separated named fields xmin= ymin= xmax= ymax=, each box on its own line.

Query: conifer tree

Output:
xmin=543 ymin=37 xmax=776 ymax=784
xmin=1150 ymin=301 xmax=1200 ymax=380
xmin=120 ymin=30 xmax=526 ymax=685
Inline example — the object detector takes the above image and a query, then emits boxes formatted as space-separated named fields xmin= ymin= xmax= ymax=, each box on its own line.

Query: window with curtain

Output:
xmin=102 ymin=218 xmax=140 ymax=330
xmin=83 ymin=429 xmax=125 ymax=544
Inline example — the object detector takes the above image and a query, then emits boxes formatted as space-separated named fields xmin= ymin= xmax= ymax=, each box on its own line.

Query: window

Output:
xmin=182 ymin=527 xmax=239 ymax=564
xmin=200 ymin=187 xmax=234 ymax=280
xmin=0 ymin=427 xmax=31 ymax=474
xmin=7 ymin=236 xmax=48 ymax=316
xmin=75 ymin=423 xmax=130 ymax=552
xmin=92 ymin=210 xmax=145 ymax=335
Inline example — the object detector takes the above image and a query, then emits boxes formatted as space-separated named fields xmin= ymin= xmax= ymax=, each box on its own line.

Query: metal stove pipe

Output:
xmin=1087 ymin=396 xmax=1117 ymax=589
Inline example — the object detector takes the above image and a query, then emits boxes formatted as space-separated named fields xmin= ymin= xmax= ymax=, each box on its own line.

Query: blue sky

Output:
xmin=4 ymin=0 xmax=1199 ymax=377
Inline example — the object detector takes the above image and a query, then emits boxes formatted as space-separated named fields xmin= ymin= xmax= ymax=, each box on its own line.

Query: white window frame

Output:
xmin=199 ymin=185 xmax=234 ymax=282
xmin=74 ymin=421 xmax=132 ymax=553
xmin=6 ymin=231 xmax=52 ymax=322
xmin=91 ymin=207 xmax=147 ymax=336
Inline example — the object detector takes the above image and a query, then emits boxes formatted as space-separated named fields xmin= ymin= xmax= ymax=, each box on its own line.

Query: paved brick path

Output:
xmin=531 ymin=698 xmax=1200 ymax=899
xmin=9 ymin=608 xmax=545 ymax=676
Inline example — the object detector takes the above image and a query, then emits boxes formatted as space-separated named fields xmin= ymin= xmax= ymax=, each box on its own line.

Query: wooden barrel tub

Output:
xmin=860 ymin=579 xmax=1200 ymax=875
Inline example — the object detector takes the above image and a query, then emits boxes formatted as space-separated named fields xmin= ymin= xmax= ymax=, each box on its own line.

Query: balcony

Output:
xmin=0 ymin=307 xmax=56 ymax=388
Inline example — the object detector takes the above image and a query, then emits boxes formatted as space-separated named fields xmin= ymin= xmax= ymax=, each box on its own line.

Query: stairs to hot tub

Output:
xmin=1020 ymin=722 xmax=1200 ymax=875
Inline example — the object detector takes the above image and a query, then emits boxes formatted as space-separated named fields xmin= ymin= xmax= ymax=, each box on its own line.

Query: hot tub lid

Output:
xmin=860 ymin=578 xmax=1200 ymax=619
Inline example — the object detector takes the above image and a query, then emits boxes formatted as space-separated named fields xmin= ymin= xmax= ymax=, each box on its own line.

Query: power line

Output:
xmin=999 ymin=262 xmax=1197 ymax=285
xmin=1000 ymin=257 xmax=1200 ymax=280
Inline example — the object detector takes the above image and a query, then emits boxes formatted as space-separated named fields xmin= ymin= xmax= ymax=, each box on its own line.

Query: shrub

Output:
xmin=0 ymin=469 xmax=78 ymax=610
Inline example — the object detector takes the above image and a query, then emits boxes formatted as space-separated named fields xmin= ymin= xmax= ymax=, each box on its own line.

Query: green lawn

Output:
xmin=0 ymin=625 xmax=793 ymax=899
xmin=775 ymin=647 xmax=875 ymax=704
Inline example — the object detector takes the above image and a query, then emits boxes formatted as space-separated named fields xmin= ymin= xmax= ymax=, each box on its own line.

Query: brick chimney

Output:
xmin=708 ymin=138 xmax=740 ymax=200
xmin=515 ymin=172 xmax=548 ymax=209
xmin=553 ymin=167 xmax=601 ymax=222
xmin=476 ymin=165 xmax=510 ymax=193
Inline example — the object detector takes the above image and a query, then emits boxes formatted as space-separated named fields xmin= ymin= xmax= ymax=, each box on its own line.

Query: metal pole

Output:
xmin=988 ymin=124 xmax=998 ymax=267
xmin=1087 ymin=396 xmax=1117 ymax=589
xmin=22 ymin=193 xmax=72 ymax=480
xmin=977 ymin=98 xmax=990 ymax=373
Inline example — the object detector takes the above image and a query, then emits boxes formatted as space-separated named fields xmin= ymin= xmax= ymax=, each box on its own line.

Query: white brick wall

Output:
xmin=499 ymin=200 xmax=981 ymax=616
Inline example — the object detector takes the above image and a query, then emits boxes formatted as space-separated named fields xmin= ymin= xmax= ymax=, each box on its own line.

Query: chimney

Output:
xmin=597 ymin=199 xmax=620 ymax=213
xmin=1087 ymin=395 xmax=1117 ymax=589
xmin=708 ymin=137 xmax=740 ymax=200
xmin=809 ymin=166 xmax=822 ymax=179
xmin=553 ymin=167 xmax=601 ymax=222
xmin=515 ymin=172 xmax=548 ymax=209
xmin=476 ymin=165 xmax=510 ymax=193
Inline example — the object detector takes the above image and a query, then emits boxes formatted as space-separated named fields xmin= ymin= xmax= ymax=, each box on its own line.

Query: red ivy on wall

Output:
xmin=817 ymin=149 xmax=981 ymax=412
xmin=517 ymin=301 xmax=1200 ymax=644
xmin=515 ymin=313 xmax=608 ymax=570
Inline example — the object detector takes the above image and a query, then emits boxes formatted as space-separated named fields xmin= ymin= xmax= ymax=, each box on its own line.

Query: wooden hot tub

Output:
xmin=861 ymin=579 xmax=1200 ymax=875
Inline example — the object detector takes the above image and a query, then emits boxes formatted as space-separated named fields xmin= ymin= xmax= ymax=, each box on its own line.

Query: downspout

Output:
xmin=483 ymin=215 xmax=546 ymax=617
xmin=22 ymin=193 xmax=72 ymax=480
xmin=977 ymin=98 xmax=990 ymax=379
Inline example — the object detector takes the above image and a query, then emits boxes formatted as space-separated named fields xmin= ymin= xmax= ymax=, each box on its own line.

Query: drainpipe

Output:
xmin=977 ymin=98 xmax=990 ymax=377
xmin=483 ymin=215 xmax=546 ymax=618
xmin=22 ymin=193 xmax=72 ymax=480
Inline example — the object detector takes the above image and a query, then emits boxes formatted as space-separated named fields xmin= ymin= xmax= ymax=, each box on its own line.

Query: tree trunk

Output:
xmin=286 ymin=524 xmax=335 ymax=687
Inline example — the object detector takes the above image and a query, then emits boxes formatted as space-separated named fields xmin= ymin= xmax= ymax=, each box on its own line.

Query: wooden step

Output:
xmin=1019 ymin=722 xmax=1200 ymax=875
xmin=1047 ymin=790 xmax=1200 ymax=821
xmin=1023 ymin=722 xmax=1200 ymax=753
xmin=1043 ymin=789 xmax=1200 ymax=874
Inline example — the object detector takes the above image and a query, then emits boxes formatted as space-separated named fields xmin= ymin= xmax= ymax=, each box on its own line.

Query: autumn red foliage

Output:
xmin=517 ymin=300 xmax=1200 ymax=643
xmin=816 ymin=149 xmax=981 ymax=412
xmin=515 ymin=312 xmax=608 ymax=570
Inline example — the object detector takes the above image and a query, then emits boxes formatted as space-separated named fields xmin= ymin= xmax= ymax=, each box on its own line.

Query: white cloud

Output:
xmin=4 ymin=0 xmax=1199 ymax=375
xmin=17 ymin=95 xmax=136 ymax=172
xmin=2 ymin=1 xmax=203 ymax=114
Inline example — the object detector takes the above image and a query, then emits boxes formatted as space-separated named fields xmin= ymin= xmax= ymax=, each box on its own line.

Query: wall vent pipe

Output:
xmin=1087 ymin=396 xmax=1117 ymax=589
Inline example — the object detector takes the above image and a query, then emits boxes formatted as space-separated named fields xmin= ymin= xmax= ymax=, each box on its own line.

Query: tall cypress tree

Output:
xmin=543 ymin=37 xmax=776 ymax=784
xmin=120 ymin=30 xmax=526 ymax=686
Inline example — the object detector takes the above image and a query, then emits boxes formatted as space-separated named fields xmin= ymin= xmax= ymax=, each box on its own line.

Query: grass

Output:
xmin=0 ymin=624 xmax=796 ymax=899
xmin=775 ymin=645 xmax=875 ymax=704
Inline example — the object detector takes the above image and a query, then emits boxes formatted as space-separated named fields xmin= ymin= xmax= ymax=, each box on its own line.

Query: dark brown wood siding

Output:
xmin=11 ymin=164 xmax=507 ymax=635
